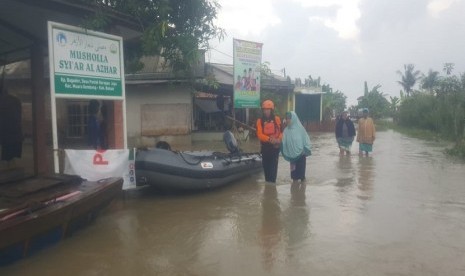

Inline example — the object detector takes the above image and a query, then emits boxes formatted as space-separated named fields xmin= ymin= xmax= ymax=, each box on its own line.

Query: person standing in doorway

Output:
xmin=335 ymin=111 xmax=356 ymax=156
xmin=99 ymin=102 xmax=108 ymax=150
xmin=87 ymin=99 xmax=101 ymax=149
xmin=256 ymin=100 xmax=282 ymax=183
xmin=281 ymin=111 xmax=311 ymax=182
xmin=357 ymin=108 xmax=376 ymax=157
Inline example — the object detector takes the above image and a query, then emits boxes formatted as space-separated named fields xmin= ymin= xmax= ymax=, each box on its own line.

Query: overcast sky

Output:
xmin=207 ymin=0 xmax=465 ymax=105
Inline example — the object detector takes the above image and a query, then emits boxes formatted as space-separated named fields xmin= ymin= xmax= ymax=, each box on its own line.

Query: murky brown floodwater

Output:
xmin=2 ymin=130 xmax=465 ymax=275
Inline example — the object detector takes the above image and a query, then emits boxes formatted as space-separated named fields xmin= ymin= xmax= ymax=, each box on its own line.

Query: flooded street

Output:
xmin=2 ymin=130 xmax=465 ymax=275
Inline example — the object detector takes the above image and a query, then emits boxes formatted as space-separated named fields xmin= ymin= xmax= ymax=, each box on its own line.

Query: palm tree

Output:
xmin=443 ymin=63 xmax=454 ymax=75
xmin=397 ymin=64 xmax=421 ymax=97
xmin=421 ymin=69 xmax=440 ymax=94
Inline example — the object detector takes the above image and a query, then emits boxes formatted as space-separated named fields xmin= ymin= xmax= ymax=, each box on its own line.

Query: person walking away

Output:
xmin=256 ymin=100 xmax=282 ymax=183
xmin=357 ymin=108 xmax=376 ymax=157
xmin=281 ymin=111 xmax=311 ymax=182
xmin=0 ymin=86 xmax=23 ymax=169
xmin=335 ymin=111 xmax=356 ymax=156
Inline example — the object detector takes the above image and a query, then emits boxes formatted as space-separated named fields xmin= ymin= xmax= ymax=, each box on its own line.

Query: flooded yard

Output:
xmin=2 ymin=130 xmax=465 ymax=275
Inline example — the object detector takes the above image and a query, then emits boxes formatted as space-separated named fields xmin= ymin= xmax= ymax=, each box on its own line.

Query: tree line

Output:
xmin=396 ymin=63 xmax=465 ymax=157
xmin=299 ymin=62 xmax=465 ymax=157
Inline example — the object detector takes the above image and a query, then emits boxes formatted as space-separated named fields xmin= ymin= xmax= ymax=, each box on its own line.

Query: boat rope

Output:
xmin=178 ymin=152 xmax=204 ymax=166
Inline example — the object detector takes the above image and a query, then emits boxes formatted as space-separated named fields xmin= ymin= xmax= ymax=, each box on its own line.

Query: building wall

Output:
xmin=295 ymin=93 xmax=322 ymax=123
xmin=126 ymin=83 xmax=193 ymax=147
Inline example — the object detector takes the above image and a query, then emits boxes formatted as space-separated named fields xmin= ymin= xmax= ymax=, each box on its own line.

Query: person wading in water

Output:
xmin=357 ymin=108 xmax=376 ymax=157
xmin=335 ymin=111 xmax=356 ymax=156
xmin=256 ymin=100 xmax=282 ymax=183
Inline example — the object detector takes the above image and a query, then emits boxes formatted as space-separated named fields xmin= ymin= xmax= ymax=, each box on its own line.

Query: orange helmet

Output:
xmin=261 ymin=100 xmax=274 ymax=109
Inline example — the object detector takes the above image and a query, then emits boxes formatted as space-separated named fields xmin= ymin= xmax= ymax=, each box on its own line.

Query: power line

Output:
xmin=209 ymin=47 xmax=233 ymax=58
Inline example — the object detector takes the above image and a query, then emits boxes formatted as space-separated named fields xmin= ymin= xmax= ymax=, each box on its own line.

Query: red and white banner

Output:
xmin=64 ymin=149 xmax=136 ymax=190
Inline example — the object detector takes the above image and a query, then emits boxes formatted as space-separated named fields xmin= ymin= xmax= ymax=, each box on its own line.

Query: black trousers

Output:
xmin=261 ymin=144 xmax=280 ymax=183
xmin=291 ymin=155 xmax=306 ymax=181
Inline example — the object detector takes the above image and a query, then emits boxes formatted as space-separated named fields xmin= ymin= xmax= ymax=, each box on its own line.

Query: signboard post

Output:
xmin=233 ymin=39 xmax=263 ymax=108
xmin=48 ymin=21 xmax=127 ymax=173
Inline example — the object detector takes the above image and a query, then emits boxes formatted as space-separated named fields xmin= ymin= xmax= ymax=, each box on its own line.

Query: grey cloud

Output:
xmin=359 ymin=0 xmax=428 ymax=41
xmin=211 ymin=0 xmax=465 ymax=105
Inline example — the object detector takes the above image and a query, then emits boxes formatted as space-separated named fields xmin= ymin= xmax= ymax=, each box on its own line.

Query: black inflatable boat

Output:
xmin=135 ymin=131 xmax=262 ymax=191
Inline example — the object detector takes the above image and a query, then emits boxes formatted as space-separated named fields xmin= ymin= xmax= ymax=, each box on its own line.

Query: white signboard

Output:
xmin=48 ymin=21 xmax=125 ymax=99
xmin=64 ymin=149 xmax=136 ymax=190
xmin=47 ymin=21 xmax=128 ymax=173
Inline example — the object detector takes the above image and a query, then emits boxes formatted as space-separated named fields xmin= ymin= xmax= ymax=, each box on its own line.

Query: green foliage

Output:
xmin=389 ymin=96 xmax=400 ymax=120
xmin=398 ymin=93 xmax=437 ymax=130
xmin=322 ymin=89 xmax=347 ymax=120
xmin=357 ymin=83 xmax=390 ymax=119
xmin=398 ymin=71 xmax=465 ymax=146
xmin=420 ymin=69 xmax=440 ymax=94
xmin=77 ymin=0 xmax=224 ymax=75
xmin=380 ymin=120 xmax=442 ymax=141
xmin=397 ymin=64 xmax=421 ymax=97
xmin=393 ymin=64 xmax=465 ymax=159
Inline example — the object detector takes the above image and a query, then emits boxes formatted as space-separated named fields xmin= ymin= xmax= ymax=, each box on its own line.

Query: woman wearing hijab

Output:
xmin=281 ymin=111 xmax=311 ymax=182
xmin=335 ymin=111 xmax=356 ymax=156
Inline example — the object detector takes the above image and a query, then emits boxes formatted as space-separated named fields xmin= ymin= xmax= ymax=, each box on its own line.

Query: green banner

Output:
xmin=55 ymin=74 xmax=122 ymax=97
xmin=233 ymin=39 xmax=263 ymax=108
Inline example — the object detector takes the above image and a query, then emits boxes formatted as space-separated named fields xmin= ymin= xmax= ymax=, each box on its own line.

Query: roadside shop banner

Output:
xmin=64 ymin=149 xmax=136 ymax=190
xmin=233 ymin=39 xmax=263 ymax=108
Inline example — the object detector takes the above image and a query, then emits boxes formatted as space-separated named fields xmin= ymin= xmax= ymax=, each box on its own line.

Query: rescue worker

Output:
xmin=256 ymin=100 xmax=282 ymax=183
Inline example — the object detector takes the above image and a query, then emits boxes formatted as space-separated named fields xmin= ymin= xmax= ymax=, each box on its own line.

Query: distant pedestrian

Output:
xmin=335 ymin=111 xmax=356 ymax=156
xmin=357 ymin=108 xmax=376 ymax=157
xmin=256 ymin=100 xmax=282 ymax=183
xmin=281 ymin=111 xmax=311 ymax=182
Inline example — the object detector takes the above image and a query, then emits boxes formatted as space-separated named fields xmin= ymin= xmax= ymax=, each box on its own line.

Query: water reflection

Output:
xmin=335 ymin=156 xmax=354 ymax=188
xmin=290 ymin=182 xmax=306 ymax=206
xmin=4 ymin=132 xmax=465 ymax=275
xmin=357 ymin=157 xmax=375 ymax=201
xmin=286 ymin=183 xmax=309 ymax=248
xmin=334 ymin=156 xmax=356 ymax=208
xmin=259 ymin=184 xmax=282 ymax=271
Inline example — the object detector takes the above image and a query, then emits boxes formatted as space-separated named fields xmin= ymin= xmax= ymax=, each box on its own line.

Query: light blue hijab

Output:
xmin=281 ymin=111 xmax=311 ymax=162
